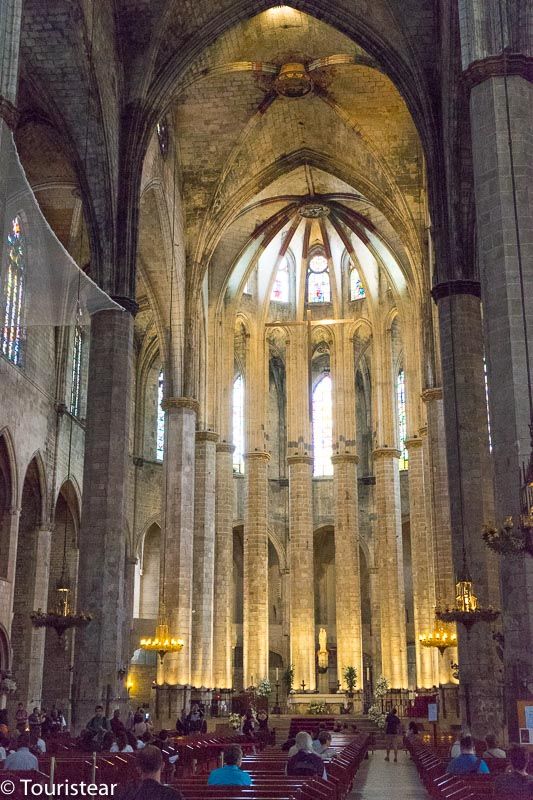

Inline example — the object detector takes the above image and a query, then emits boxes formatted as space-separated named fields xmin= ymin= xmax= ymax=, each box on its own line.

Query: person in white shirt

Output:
xmin=450 ymin=729 xmax=470 ymax=759
xmin=4 ymin=733 xmax=39 ymax=771
xmin=482 ymin=734 xmax=506 ymax=759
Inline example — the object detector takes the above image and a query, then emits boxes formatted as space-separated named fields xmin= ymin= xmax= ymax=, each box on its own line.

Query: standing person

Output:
xmin=186 ymin=704 xmax=204 ymax=734
xmin=15 ymin=703 xmax=27 ymax=733
xmin=384 ymin=708 xmax=402 ymax=762
xmin=86 ymin=705 xmax=110 ymax=749
xmin=242 ymin=709 xmax=255 ymax=738
xmin=208 ymin=745 xmax=252 ymax=786
xmin=447 ymin=735 xmax=489 ymax=774
xmin=28 ymin=707 xmax=41 ymax=735
xmin=115 ymin=745 xmax=184 ymax=800
xmin=493 ymin=746 xmax=533 ymax=798
xmin=111 ymin=709 xmax=125 ymax=735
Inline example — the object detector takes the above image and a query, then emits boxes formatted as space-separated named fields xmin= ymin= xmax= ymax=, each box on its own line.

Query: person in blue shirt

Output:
xmin=447 ymin=735 xmax=490 ymax=775
xmin=208 ymin=744 xmax=252 ymax=786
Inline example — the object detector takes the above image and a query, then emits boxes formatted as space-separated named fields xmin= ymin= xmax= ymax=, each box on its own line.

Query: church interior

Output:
xmin=1 ymin=0 xmax=533 ymax=777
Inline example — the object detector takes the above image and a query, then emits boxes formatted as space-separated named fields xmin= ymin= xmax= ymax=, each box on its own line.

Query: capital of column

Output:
xmin=462 ymin=53 xmax=533 ymax=92
xmin=216 ymin=442 xmax=235 ymax=454
xmin=421 ymin=387 xmax=443 ymax=402
xmin=405 ymin=437 xmax=423 ymax=450
xmin=196 ymin=430 xmax=218 ymax=443
xmin=331 ymin=453 xmax=359 ymax=465
xmin=110 ymin=295 xmax=140 ymax=316
xmin=0 ymin=96 xmax=19 ymax=129
xmin=418 ymin=425 xmax=428 ymax=438
xmin=373 ymin=447 xmax=401 ymax=460
xmin=287 ymin=455 xmax=313 ymax=466
xmin=244 ymin=451 xmax=271 ymax=462
xmin=431 ymin=280 xmax=481 ymax=304
xmin=161 ymin=396 xmax=200 ymax=413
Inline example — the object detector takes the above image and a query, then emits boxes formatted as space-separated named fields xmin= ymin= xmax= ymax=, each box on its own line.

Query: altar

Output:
xmin=287 ymin=692 xmax=363 ymax=715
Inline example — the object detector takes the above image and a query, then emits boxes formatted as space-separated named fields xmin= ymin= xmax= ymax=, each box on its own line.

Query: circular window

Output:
xmin=309 ymin=254 xmax=328 ymax=273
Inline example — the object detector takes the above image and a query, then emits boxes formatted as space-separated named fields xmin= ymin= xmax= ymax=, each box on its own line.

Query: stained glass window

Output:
xmin=1 ymin=216 xmax=25 ymax=366
xmin=350 ymin=265 xmax=366 ymax=300
xmin=484 ymin=357 xmax=492 ymax=453
xmin=156 ymin=119 xmax=169 ymax=157
xmin=313 ymin=373 xmax=333 ymax=476
xmin=233 ymin=374 xmax=245 ymax=473
xmin=307 ymin=254 xmax=331 ymax=303
xmin=156 ymin=370 xmax=165 ymax=461
xmin=271 ymin=256 xmax=289 ymax=302
xmin=70 ymin=327 xmax=83 ymax=416
xmin=397 ymin=368 xmax=408 ymax=470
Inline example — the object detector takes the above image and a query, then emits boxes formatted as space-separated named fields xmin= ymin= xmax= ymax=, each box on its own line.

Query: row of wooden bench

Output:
xmin=0 ymin=732 xmax=369 ymax=800
xmin=407 ymin=736 xmax=527 ymax=799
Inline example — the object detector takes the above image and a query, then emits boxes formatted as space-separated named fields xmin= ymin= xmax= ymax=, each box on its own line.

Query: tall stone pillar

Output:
xmin=422 ymin=389 xmax=457 ymax=685
xmin=73 ymin=308 xmax=133 ymax=724
xmin=287 ymin=455 xmax=316 ymax=691
xmin=190 ymin=431 xmax=217 ymax=688
xmin=285 ymin=326 xmax=315 ymax=691
xmin=332 ymin=454 xmax=363 ymax=687
xmin=160 ymin=397 xmax=198 ymax=687
xmin=243 ymin=451 xmax=270 ymax=686
xmin=0 ymin=0 xmax=21 ymax=274
xmin=433 ymin=284 xmax=503 ymax=735
xmin=373 ymin=448 xmax=408 ymax=689
xmin=212 ymin=443 xmax=235 ymax=688
xmin=331 ymin=331 xmax=363 ymax=689
xmin=462 ymin=56 xmax=533 ymax=737
xmin=406 ymin=437 xmax=438 ymax=688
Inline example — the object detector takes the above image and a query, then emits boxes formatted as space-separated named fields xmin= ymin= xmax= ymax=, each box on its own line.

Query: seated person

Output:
xmin=281 ymin=736 xmax=296 ymax=752
xmin=447 ymin=735 xmax=489 ymax=774
xmin=112 ymin=731 xmax=134 ymax=753
xmin=0 ymin=733 xmax=9 ymax=762
xmin=450 ymin=729 xmax=470 ymax=759
xmin=287 ymin=732 xmax=327 ymax=779
xmin=4 ymin=733 xmax=39 ymax=771
xmin=110 ymin=709 xmax=125 ymax=735
xmin=312 ymin=730 xmax=336 ymax=760
xmin=493 ymin=746 xmax=533 ymax=798
xmin=115 ymin=745 xmax=183 ymax=800
xmin=29 ymin=729 xmax=46 ymax=754
xmin=483 ymin=734 xmax=506 ymax=759
xmin=208 ymin=745 xmax=252 ymax=786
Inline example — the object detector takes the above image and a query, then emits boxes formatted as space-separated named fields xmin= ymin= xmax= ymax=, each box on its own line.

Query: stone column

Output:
xmin=433 ymin=284 xmax=503 ymax=735
xmin=73 ymin=308 xmax=133 ymax=725
xmin=0 ymin=1 xmax=21 ymax=276
xmin=462 ymin=58 xmax=533 ymax=738
xmin=368 ymin=565 xmax=382 ymax=681
xmin=332 ymin=454 xmax=363 ymax=687
xmin=406 ymin=437 xmax=438 ymax=688
xmin=373 ymin=447 xmax=408 ymax=689
xmin=26 ymin=526 xmax=52 ymax=707
xmin=243 ymin=451 xmax=270 ymax=687
xmin=160 ymin=396 xmax=198 ymax=688
xmin=212 ymin=443 xmax=235 ymax=689
xmin=190 ymin=430 xmax=217 ymax=689
xmin=285 ymin=326 xmax=315 ymax=691
xmin=287 ymin=455 xmax=316 ymax=692
xmin=422 ymin=389 xmax=457 ymax=685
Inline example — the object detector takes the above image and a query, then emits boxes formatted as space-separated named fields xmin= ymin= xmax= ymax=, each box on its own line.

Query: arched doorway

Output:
xmin=139 ymin=523 xmax=160 ymax=620
xmin=314 ymin=526 xmax=336 ymax=691
xmin=0 ymin=433 xmax=15 ymax=580
xmin=9 ymin=456 xmax=47 ymax=713
xmin=41 ymin=482 xmax=80 ymax=718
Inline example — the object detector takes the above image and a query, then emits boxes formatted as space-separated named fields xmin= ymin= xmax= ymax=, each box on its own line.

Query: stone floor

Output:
xmin=350 ymin=753 xmax=429 ymax=799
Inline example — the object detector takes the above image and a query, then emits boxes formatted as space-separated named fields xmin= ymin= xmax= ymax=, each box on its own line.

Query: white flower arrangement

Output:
xmin=368 ymin=703 xmax=387 ymax=729
xmin=228 ymin=713 xmax=241 ymax=730
xmin=308 ymin=702 xmax=327 ymax=714
xmin=374 ymin=675 xmax=389 ymax=698
xmin=256 ymin=677 xmax=272 ymax=698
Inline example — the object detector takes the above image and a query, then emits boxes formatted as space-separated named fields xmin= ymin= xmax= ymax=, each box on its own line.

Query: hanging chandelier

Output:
xmin=31 ymin=577 xmax=91 ymax=639
xmin=419 ymin=621 xmax=457 ymax=656
xmin=482 ymin=426 xmax=533 ymax=557
xmin=436 ymin=564 xmax=499 ymax=633
xmin=140 ymin=605 xmax=184 ymax=664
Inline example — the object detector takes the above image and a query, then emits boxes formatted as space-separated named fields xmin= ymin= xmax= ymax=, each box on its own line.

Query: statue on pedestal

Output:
xmin=317 ymin=627 xmax=328 ymax=673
